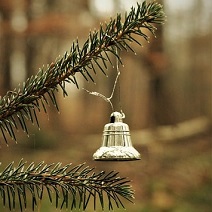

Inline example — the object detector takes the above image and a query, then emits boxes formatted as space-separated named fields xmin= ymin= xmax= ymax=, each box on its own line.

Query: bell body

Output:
xmin=93 ymin=112 xmax=141 ymax=161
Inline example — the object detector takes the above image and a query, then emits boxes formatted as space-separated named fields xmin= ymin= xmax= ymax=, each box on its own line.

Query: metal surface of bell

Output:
xmin=93 ymin=112 xmax=141 ymax=161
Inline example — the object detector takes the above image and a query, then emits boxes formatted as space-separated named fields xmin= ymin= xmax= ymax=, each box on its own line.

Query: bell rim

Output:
xmin=93 ymin=146 xmax=141 ymax=161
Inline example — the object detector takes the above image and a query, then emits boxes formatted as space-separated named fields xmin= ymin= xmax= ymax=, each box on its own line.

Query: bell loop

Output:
xmin=110 ymin=111 xmax=125 ymax=123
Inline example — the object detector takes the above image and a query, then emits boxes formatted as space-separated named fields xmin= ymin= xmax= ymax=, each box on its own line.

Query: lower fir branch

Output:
xmin=0 ymin=160 xmax=134 ymax=211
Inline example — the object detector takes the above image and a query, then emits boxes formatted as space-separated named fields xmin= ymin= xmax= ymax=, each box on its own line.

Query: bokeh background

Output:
xmin=0 ymin=0 xmax=211 ymax=211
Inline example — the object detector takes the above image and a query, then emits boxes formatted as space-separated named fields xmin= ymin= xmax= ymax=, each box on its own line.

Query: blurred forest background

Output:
xmin=0 ymin=0 xmax=211 ymax=211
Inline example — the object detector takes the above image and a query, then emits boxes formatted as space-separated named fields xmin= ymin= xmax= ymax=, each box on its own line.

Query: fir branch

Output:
xmin=0 ymin=160 xmax=134 ymax=211
xmin=0 ymin=1 xmax=165 ymax=143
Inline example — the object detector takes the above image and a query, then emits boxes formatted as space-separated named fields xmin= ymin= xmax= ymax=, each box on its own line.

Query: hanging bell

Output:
xmin=93 ymin=111 xmax=141 ymax=161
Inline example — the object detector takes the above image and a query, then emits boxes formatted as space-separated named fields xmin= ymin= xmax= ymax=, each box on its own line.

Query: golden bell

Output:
xmin=93 ymin=111 xmax=141 ymax=161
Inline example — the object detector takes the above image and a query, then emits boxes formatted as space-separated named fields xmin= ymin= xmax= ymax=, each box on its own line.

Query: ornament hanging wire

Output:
xmin=83 ymin=47 xmax=121 ymax=112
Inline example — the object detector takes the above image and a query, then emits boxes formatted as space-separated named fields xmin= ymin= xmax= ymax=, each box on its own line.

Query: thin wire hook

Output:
xmin=83 ymin=47 xmax=122 ymax=112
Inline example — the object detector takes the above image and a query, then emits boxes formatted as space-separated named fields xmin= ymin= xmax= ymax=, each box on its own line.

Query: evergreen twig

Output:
xmin=0 ymin=1 xmax=165 ymax=144
xmin=0 ymin=159 xmax=134 ymax=211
